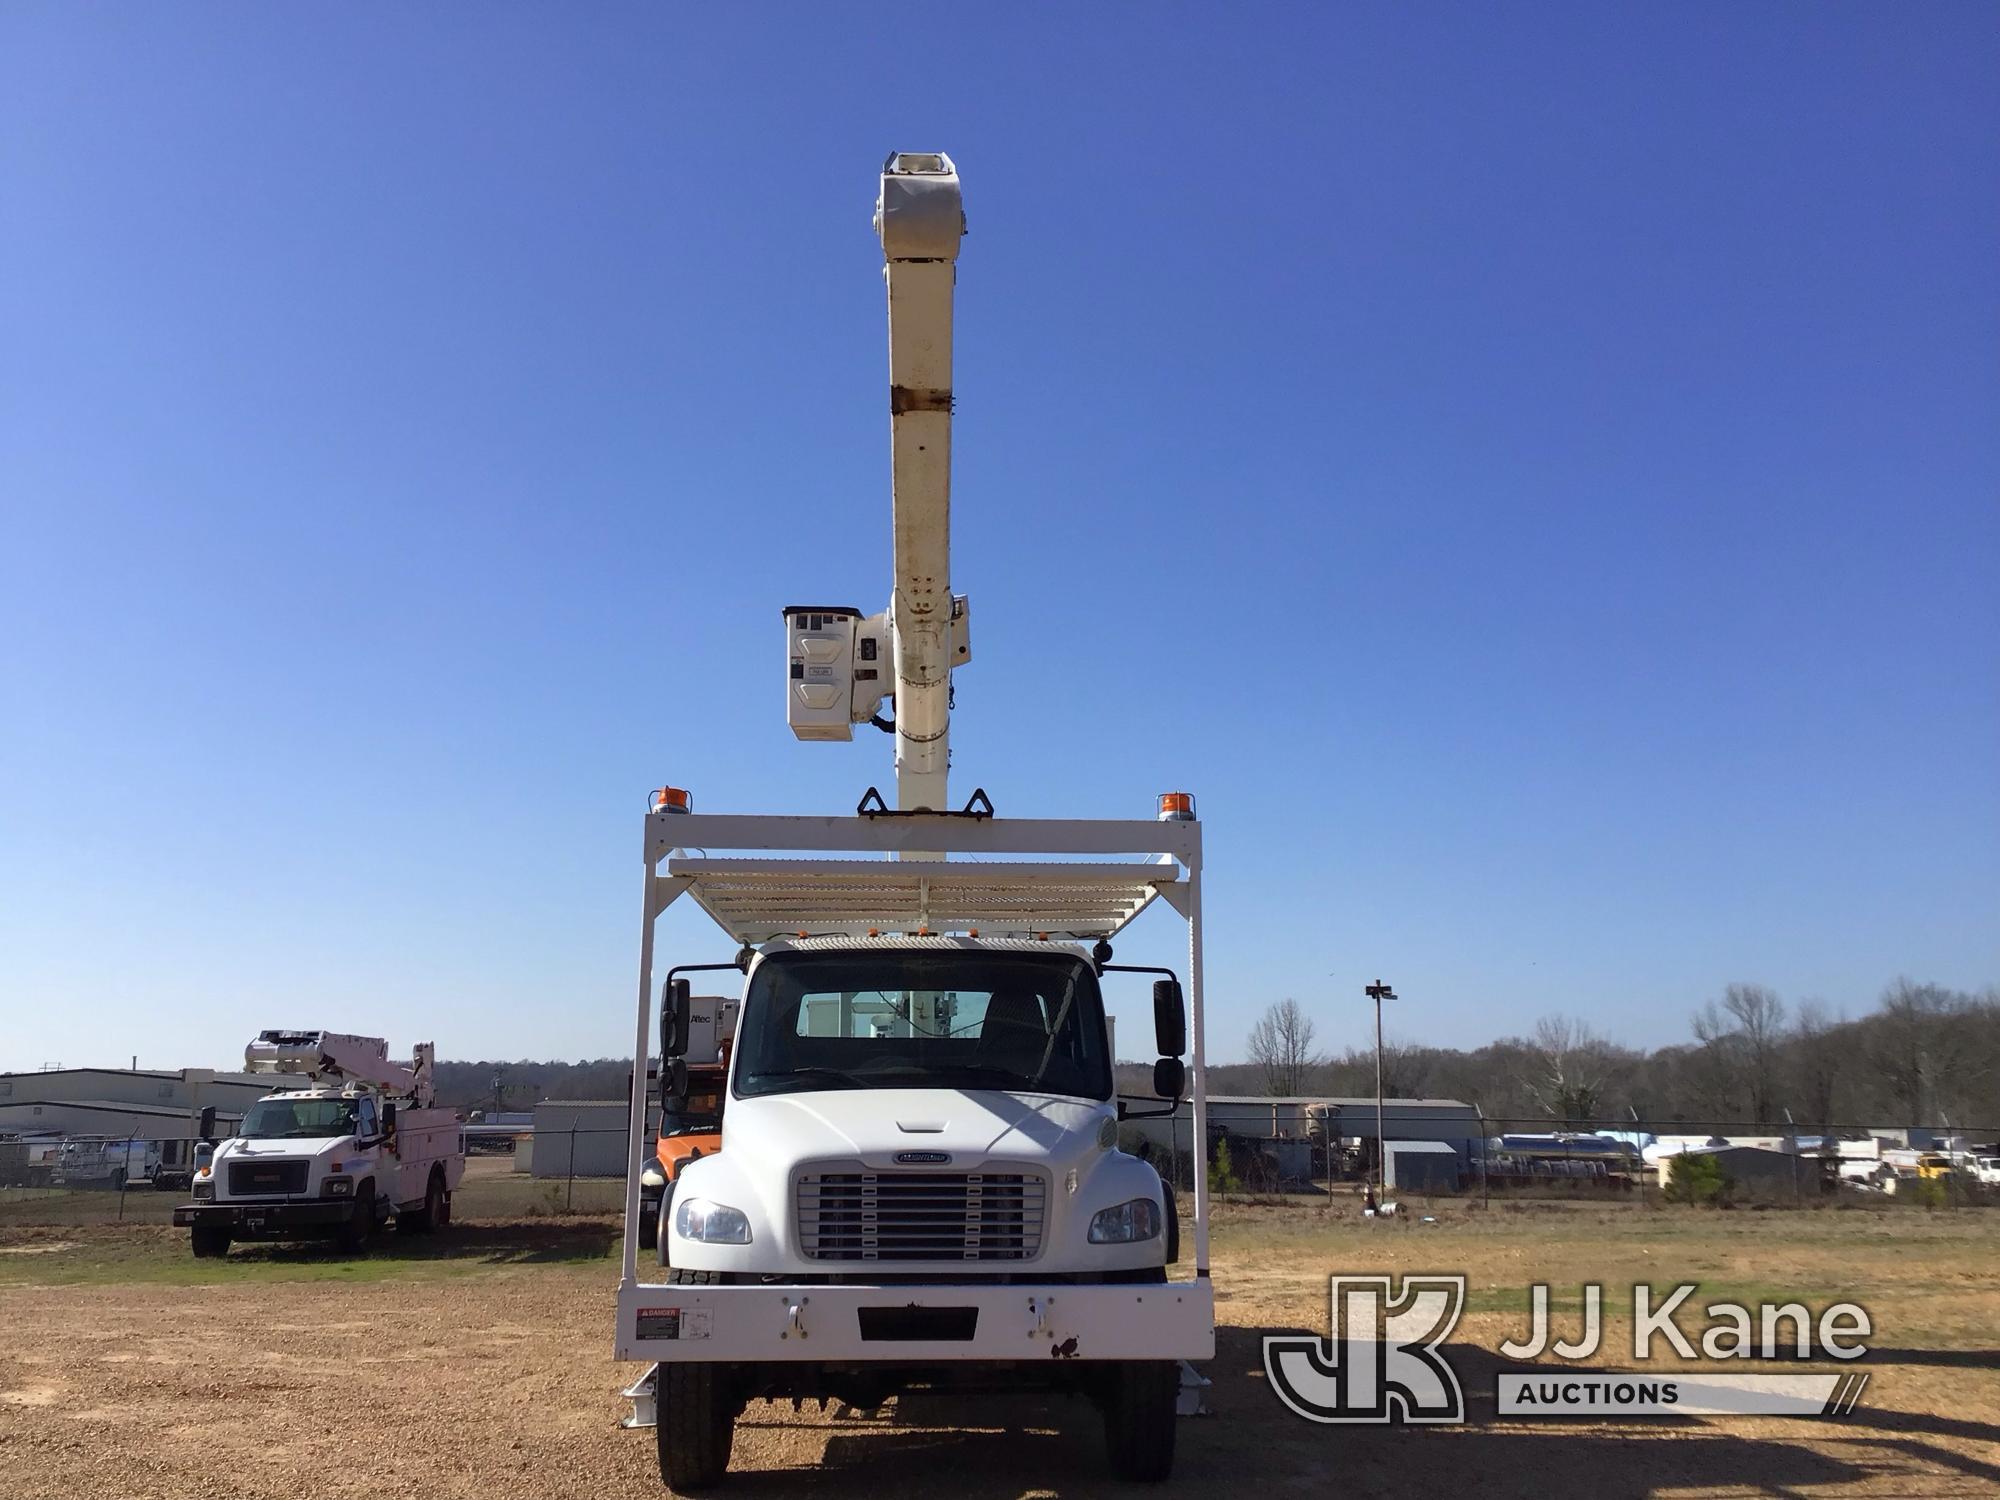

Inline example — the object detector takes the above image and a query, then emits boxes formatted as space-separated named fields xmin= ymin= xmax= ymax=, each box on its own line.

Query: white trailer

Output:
xmin=175 ymin=1031 xmax=464 ymax=1256
xmin=618 ymin=154 xmax=1213 ymax=1491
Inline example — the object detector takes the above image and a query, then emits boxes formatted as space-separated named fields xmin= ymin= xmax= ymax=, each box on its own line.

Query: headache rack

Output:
xmin=617 ymin=808 xmax=1212 ymax=1284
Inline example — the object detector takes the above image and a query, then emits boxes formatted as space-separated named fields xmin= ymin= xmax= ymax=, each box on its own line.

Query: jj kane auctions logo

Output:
xmin=1266 ymin=1276 xmax=1874 ymax=1423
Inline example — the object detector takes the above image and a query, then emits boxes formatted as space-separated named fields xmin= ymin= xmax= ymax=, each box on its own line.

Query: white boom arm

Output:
xmin=875 ymin=152 xmax=966 ymax=818
xmin=242 ymin=1029 xmax=437 ymax=1106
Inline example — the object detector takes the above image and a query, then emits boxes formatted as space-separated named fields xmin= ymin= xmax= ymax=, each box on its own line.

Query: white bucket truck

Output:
xmin=616 ymin=154 xmax=1213 ymax=1492
xmin=174 ymin=1030 xmax=464 ymax=1256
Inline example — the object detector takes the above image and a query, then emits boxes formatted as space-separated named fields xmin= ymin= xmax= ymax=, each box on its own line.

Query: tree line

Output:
xmin=433 ymin=977 xmax=1999 ymax=1134
xmin=1225 ymin=979 xmax=1999 ymax=1132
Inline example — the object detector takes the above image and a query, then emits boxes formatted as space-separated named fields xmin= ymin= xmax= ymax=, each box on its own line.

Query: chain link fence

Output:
xmin=5 ymin=1116 xmax=1996 ymax=1230
xmin=1126 ymin=1110 xmax=2000 ymax=1211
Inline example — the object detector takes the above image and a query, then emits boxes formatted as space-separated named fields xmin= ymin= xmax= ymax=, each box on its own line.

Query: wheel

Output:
xmin=415 ymin=1169 xmax=447 ymax=1233
xmin=638 ymin=1194 xmax=659 ymax=1253
xmin=656 ymin=1185 xmax=676 ymax=1268
xmin=1102 ymin=1360 xmax=1179 ymax=1482
xmin=336 ymin=1184 xmax=375 ymax=1253
xmin=656 ymin=1355 xmax=736 ymax=1492
xmin=1161 ymin=1179 xmax=1179 ymax=1265
xmin=190 ymin=1225 xmax=231 ymax=1259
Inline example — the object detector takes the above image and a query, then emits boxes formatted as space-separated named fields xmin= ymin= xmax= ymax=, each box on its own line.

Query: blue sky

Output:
xmin=3 ymin=6 xmax=1995 ymax=1072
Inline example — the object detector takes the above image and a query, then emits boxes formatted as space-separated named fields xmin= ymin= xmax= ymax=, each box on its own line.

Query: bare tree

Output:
xmin=1526 ymin=1014 xmax=1606 ymax=1125
xmin=1790 ymin=999 xmax=1841 ymax=1130
xmin=1688 ymin=1000 xmax=1740 ymax=1121
xmin=1376 ymin=1039 xmax=1433 ymax=1100
xmin=1722 ymin=983 xmax=1787 ymax=1127
xmin=1873 ymin=978 xmax=1983 ymax=1128
xmin=1246 ymin=998 xmax=1324 ymax=1097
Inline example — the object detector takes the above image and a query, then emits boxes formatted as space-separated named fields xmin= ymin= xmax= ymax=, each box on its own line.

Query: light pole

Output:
xmin=1365 ymin=981 xmax=1396 ymax=1201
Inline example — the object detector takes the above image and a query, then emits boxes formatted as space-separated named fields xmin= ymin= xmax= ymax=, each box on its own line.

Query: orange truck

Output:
xmin=637 ymin=995 xmax=736 ymax=1254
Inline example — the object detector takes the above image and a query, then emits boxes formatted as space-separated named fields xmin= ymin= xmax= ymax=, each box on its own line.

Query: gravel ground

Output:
xmin=4 ymin=1210 xmax=1998 ymax=1498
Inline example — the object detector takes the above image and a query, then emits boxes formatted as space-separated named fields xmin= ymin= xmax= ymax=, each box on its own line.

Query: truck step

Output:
xmin=621 ymin=1365 xmax=658 ymax=1429
xmin=1176 ymin=1360 xmax=1212 ymax=1417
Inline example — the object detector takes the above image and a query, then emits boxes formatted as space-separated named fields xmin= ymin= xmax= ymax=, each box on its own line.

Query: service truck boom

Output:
xmin=618 ymin=154 xmax=1213 ymax=1492
xmin=175 ymin=1030 xmax=465 ymax=1256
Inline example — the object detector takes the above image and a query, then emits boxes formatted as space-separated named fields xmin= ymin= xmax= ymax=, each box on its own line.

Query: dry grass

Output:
xmin=1 ymin=1195 xmax=1996 ymax=1498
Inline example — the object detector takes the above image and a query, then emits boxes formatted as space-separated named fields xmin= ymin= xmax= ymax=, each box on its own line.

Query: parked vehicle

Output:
xmin=636 ymin=997 xmax=734 ymax=1254
xmin=174 ymin=1031 xmax=464 ymax=1256
xmin=52 ymin=1136 xmax=159 ymax=1190
xmin=0 ymin=1136 xmax=65 ymax=1188
xmin=614 ymin=155 xmax=1212 ymax=1492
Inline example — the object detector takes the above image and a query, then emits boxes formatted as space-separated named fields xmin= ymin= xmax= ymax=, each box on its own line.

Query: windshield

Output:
xmin=240 ymin=1097 xmax=359 ymax=1140
xmin=733 ymin=950 xmax=1112 ymax=1101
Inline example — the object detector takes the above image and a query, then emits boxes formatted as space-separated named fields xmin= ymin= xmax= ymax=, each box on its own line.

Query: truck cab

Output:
xmin=662 ymin=938 xmax=1170 ymax=1280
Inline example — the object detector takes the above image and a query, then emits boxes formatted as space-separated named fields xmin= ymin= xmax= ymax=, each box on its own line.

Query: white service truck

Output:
xmin=175 ymin=1030 xmax=465 ymax=1256
xmin=52 ymin=1136 xmax=159 ymax=1190
xmin=616 ymin=154 xmax=1214 ymax=1492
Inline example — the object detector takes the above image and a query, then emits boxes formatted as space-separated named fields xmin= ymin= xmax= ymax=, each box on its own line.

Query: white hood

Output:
xmin=669 ymin=1086 xmax=1167 ymax=1275
xmin=730 ymin=1087 xmax=1108 ymax=1169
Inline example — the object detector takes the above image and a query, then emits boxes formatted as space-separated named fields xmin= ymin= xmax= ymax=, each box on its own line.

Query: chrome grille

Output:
xmin=796 ymin=1168 xmax=1047 ymax=1262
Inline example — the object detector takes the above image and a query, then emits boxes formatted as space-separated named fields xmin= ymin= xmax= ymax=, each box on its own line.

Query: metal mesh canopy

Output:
xmin=665 ymin=856 xmax=1179 ymax=942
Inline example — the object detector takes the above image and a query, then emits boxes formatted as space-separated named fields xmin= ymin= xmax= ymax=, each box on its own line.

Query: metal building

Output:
xmin=530 ymin=1101 xmax=631 ymax=1179
xmin=0 ymin=1066 xmax=291 ymax=1145
xmin=1118 ymin=1093 xmax=1483 ymax=1183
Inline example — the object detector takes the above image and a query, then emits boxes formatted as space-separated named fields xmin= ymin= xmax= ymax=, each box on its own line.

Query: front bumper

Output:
xmin=174 ymin=1201 xmax=354 ymax=1234
xmin=615 ymin=1277 xmax=1214 ymax=1364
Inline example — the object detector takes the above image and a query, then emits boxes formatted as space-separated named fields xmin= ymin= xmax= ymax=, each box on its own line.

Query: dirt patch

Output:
xmin=0 ymin=1206 xmax=1996 ymax=1497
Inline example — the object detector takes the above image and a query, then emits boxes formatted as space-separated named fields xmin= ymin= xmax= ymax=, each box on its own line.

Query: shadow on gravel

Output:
xmin=707 ymin=1324 xmax=1891 ymax=1497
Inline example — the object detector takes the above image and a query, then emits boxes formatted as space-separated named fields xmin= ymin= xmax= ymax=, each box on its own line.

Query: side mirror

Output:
xmin=196 ymin=1105 xmax=217 ymax=1144
xmin=1152 ymin=978 xmax=1186 ymax=1058
xmin=662 ymin=978 xmax=692 ymax=1058
xmin=193 ymin=1140 xmax=215 ymax=1172
xmin=664 ymin=1058 xmax=689 ymax=1109
xmin=381 ymin=1102 xmax=397 ymax=1138
xmin=1153 ymin=1057 xmax=1186 ymax=1102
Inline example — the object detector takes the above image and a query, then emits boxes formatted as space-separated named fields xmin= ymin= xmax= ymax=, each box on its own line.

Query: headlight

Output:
xmin=1088 ymin=1196 xmax=1162 ymax=1244
xmin=675 ymin=1197 xmax=752 ymax=1244
xmin=640 ymin=1165 xmax=667 ymax=1190
xmin=322 ymin=1175 xmax=354 ymax=1198
xmin=192 ymin=1179 xmax=214 ymax=1201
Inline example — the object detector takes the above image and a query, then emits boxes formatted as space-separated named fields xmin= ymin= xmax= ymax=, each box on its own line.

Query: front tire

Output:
xmin=1102 ymin=1360 xmax=1179 ymax=1482
xmin=190 ymin=1225 xmax=231 ymax=1259
xmin=638 ymin=1193 xmax=659 ymax=1253
xmin=336 ymin=1184 xmax=375 ymax=1254
xmin=656 ymin=1347 xmax=735 ymax=1493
